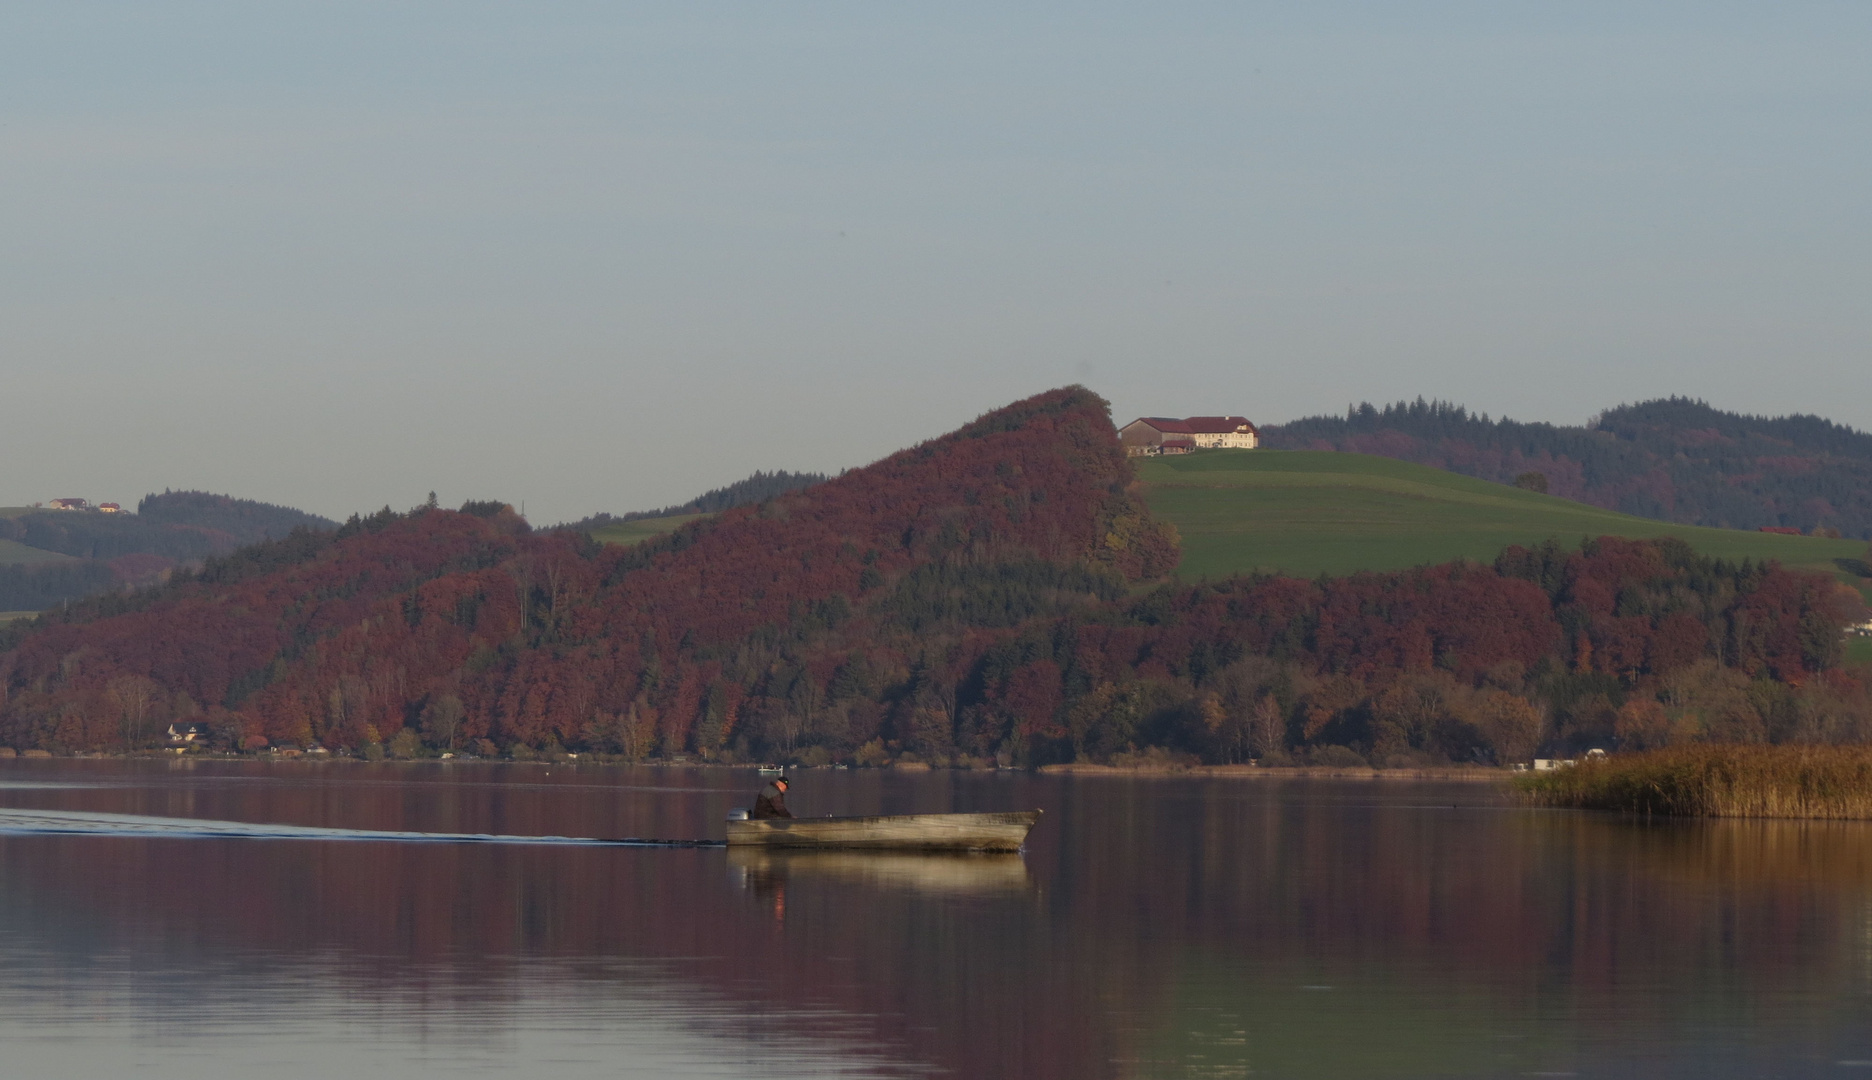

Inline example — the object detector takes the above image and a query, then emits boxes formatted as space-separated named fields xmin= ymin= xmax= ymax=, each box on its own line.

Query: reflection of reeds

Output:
xmin=1514 ymin=745 xmax=1872 ymax=818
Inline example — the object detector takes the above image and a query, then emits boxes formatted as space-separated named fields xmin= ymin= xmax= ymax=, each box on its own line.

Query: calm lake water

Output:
xmin=1 ymin=759 xmax=1869 ymax=1079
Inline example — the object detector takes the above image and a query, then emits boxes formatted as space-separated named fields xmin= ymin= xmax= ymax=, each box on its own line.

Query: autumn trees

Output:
xmin=2 ymin=388 xmax=1866 ymax=766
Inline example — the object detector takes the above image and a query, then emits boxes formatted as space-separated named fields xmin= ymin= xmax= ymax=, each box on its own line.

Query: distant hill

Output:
xmin=136 ymin=490 xmax=336 ymax=545
xmin=1138 ymin=450 xmax=1870 ymax=593
xmin=559 ymin=470 xmax=827 ymax=536
xmin=0 ymin=491 xmax=336 ymax=613
xmin=1264 ymin=397 xmax=1872 ymax=540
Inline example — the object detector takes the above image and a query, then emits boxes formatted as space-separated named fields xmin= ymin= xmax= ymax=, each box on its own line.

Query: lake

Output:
xmin=1 ymin=758 xmax=1869 ymax=1078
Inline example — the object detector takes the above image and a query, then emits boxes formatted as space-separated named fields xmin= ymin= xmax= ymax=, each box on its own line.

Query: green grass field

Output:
xmin=1139 ymin=450 xmax=1872 ymax=589
xmin=0 ymin=538 xmax=74 ymax=566
xmin=588 ymin=513 xmax=711 ymax=548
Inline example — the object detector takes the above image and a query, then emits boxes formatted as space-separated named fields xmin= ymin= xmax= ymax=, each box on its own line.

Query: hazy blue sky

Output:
xmin=5 ymin=2 xmax=1868 ymax=523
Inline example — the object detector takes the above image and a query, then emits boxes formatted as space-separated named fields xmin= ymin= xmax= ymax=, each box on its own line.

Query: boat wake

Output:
xmin=0 ymin=808 xmax=725 ymax=848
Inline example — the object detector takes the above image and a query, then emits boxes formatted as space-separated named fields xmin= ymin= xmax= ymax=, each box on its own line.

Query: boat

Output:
xmin=755 ymin=765 xmax=785 ymax=776
xmin=724 ymin=810 xmax=1040 ymax=852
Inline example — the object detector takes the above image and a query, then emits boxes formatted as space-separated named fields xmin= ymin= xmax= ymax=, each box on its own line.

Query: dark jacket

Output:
xmin=751 ymin=782 xmax=793 ymax=820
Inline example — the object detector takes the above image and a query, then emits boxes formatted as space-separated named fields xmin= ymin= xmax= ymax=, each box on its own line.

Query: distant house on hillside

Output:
xmin=98 ymin=502 xmax=122 ymax=513
xmin=1119 ymin=417 xmax=1259 ymax=456
xmin=47 ymin=497 xmax=89 ymax=511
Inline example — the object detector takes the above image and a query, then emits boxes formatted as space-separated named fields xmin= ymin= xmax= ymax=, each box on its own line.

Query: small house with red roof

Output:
xmin=1119 ymin=416 xmax=1259 ymax=456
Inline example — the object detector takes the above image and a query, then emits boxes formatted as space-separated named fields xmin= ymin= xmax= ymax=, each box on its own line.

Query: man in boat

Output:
xmin=751 ymin=776 xmax=794 ymax=820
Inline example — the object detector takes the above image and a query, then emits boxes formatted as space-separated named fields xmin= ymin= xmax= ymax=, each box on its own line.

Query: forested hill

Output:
xmin=3 ymin=386 xmax=1864 ymax=766
xmin=558 ymin=470 xmax=827 ymax=533
xmin=3 ymin=492 xmax=332 ymax=564
xmin=0 ymin=492 xmax=336 ymax=612
xmin=1264 ymin=397 xmax=1872 ymax=540
xmin=136 ymin=491 xmax=336 ymax=544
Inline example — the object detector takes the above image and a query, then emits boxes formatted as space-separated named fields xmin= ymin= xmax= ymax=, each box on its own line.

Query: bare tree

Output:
xmin=1249 ymin=694 xmax=1286 ymax=760
xmin=106 ymin=675 xmax=160 ymax=752
xmin=420 ymin=694 xmax=466 ymax=751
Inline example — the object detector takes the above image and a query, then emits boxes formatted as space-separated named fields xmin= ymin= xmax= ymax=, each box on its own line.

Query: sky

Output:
xmin=3 ymin=2 xmax=1868 ymax=524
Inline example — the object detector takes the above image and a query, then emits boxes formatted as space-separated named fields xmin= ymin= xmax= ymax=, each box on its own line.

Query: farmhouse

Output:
xmin=1119 ymin=416 xmax=1259 ymax=456
xmin=47 ymin=497 xmax=89 ymax=511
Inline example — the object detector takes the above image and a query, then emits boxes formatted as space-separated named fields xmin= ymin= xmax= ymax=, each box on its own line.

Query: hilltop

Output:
xmin=560 ymin=470 xmax=827 ymax=549
xmin=134 ymin=490 xmax=335 ymax=544
xmin=1266 ymin=397 xmax=1872 ymax=539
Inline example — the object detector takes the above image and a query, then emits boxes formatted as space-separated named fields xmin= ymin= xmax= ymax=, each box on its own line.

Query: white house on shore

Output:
xmin=1119 ymin=416 xmax=1260 ymax=456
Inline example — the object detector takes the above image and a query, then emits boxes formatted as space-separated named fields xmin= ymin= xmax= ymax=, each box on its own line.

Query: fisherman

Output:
xmin=751 ymin=775 xmax=794 ymax=820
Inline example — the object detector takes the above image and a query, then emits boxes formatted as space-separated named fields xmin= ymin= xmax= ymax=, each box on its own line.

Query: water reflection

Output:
xmin=729 ymin=848 xmax=1033 ymax=897
xmin=0 ymin=759 xmax=1870 ymax=1078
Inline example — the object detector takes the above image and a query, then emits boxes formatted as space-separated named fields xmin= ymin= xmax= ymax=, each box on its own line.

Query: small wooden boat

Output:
xmin=725 ymin=810 xmax=1040 ymax=852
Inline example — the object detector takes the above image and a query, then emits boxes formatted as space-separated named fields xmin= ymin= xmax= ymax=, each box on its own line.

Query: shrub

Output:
xmin=1307 ymin=744 xmax=1369 ymax=769
xmin=387 ymin=727 xmax=423 ymax=759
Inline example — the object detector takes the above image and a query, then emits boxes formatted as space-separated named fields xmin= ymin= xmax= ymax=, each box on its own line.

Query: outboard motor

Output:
xmin=726 ymin=807 xmax=749 ymax=821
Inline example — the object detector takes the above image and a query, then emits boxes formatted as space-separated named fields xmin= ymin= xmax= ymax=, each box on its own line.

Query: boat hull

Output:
xmin=724 ymin=810 xmax=1040 ymax=852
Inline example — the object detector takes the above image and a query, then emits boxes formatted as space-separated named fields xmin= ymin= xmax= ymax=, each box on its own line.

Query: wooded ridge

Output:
xmin=1 ymin=388 xmax=1865 ymax=765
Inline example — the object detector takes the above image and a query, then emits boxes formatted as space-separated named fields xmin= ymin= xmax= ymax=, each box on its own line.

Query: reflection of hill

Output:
xmin=0 ymin=761 xmax=1115 ymax=1079
xmin=3 ymin=764 xmax=1872 ymax=1077
xmin=729 ymin=848 xmax=1032 ymax=896
xmin=0 ymin=834 xmax=1093 ymax=1079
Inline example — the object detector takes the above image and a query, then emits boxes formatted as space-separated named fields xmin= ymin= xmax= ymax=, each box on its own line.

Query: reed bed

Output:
xmin=1513 ymin=745 xmax=1872 ymax=818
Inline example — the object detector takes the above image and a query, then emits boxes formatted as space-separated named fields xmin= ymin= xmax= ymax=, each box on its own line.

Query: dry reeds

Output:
xmin=1513 ymin=744 xmax=1872 ymax=818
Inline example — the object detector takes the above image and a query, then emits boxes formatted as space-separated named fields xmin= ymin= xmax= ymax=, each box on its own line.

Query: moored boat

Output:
xmin=724 ymin=810 xmax=1040 ymax=852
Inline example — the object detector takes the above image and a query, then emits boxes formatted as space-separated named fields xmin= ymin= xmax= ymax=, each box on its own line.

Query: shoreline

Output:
xmin=1036 ymin=762 xmax=1508 ymax=782
xmin=0 ymin=751 xmax=1509 ymax=782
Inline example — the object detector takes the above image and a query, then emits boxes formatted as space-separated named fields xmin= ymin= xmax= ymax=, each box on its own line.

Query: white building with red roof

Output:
xmin=1118 ymin=416 xmax=1259 ymax=455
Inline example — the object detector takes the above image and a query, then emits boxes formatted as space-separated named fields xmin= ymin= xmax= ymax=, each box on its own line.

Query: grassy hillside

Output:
xmin=1265 ymin=396 xmax=1872 ymax=538
xmin=0 ymin=539 xmax=72 ymax=566
xmin=1139 ymin=450 xmax=1871 ymax=590
xmin=589 ymin=513 xmax=710 ymax=548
